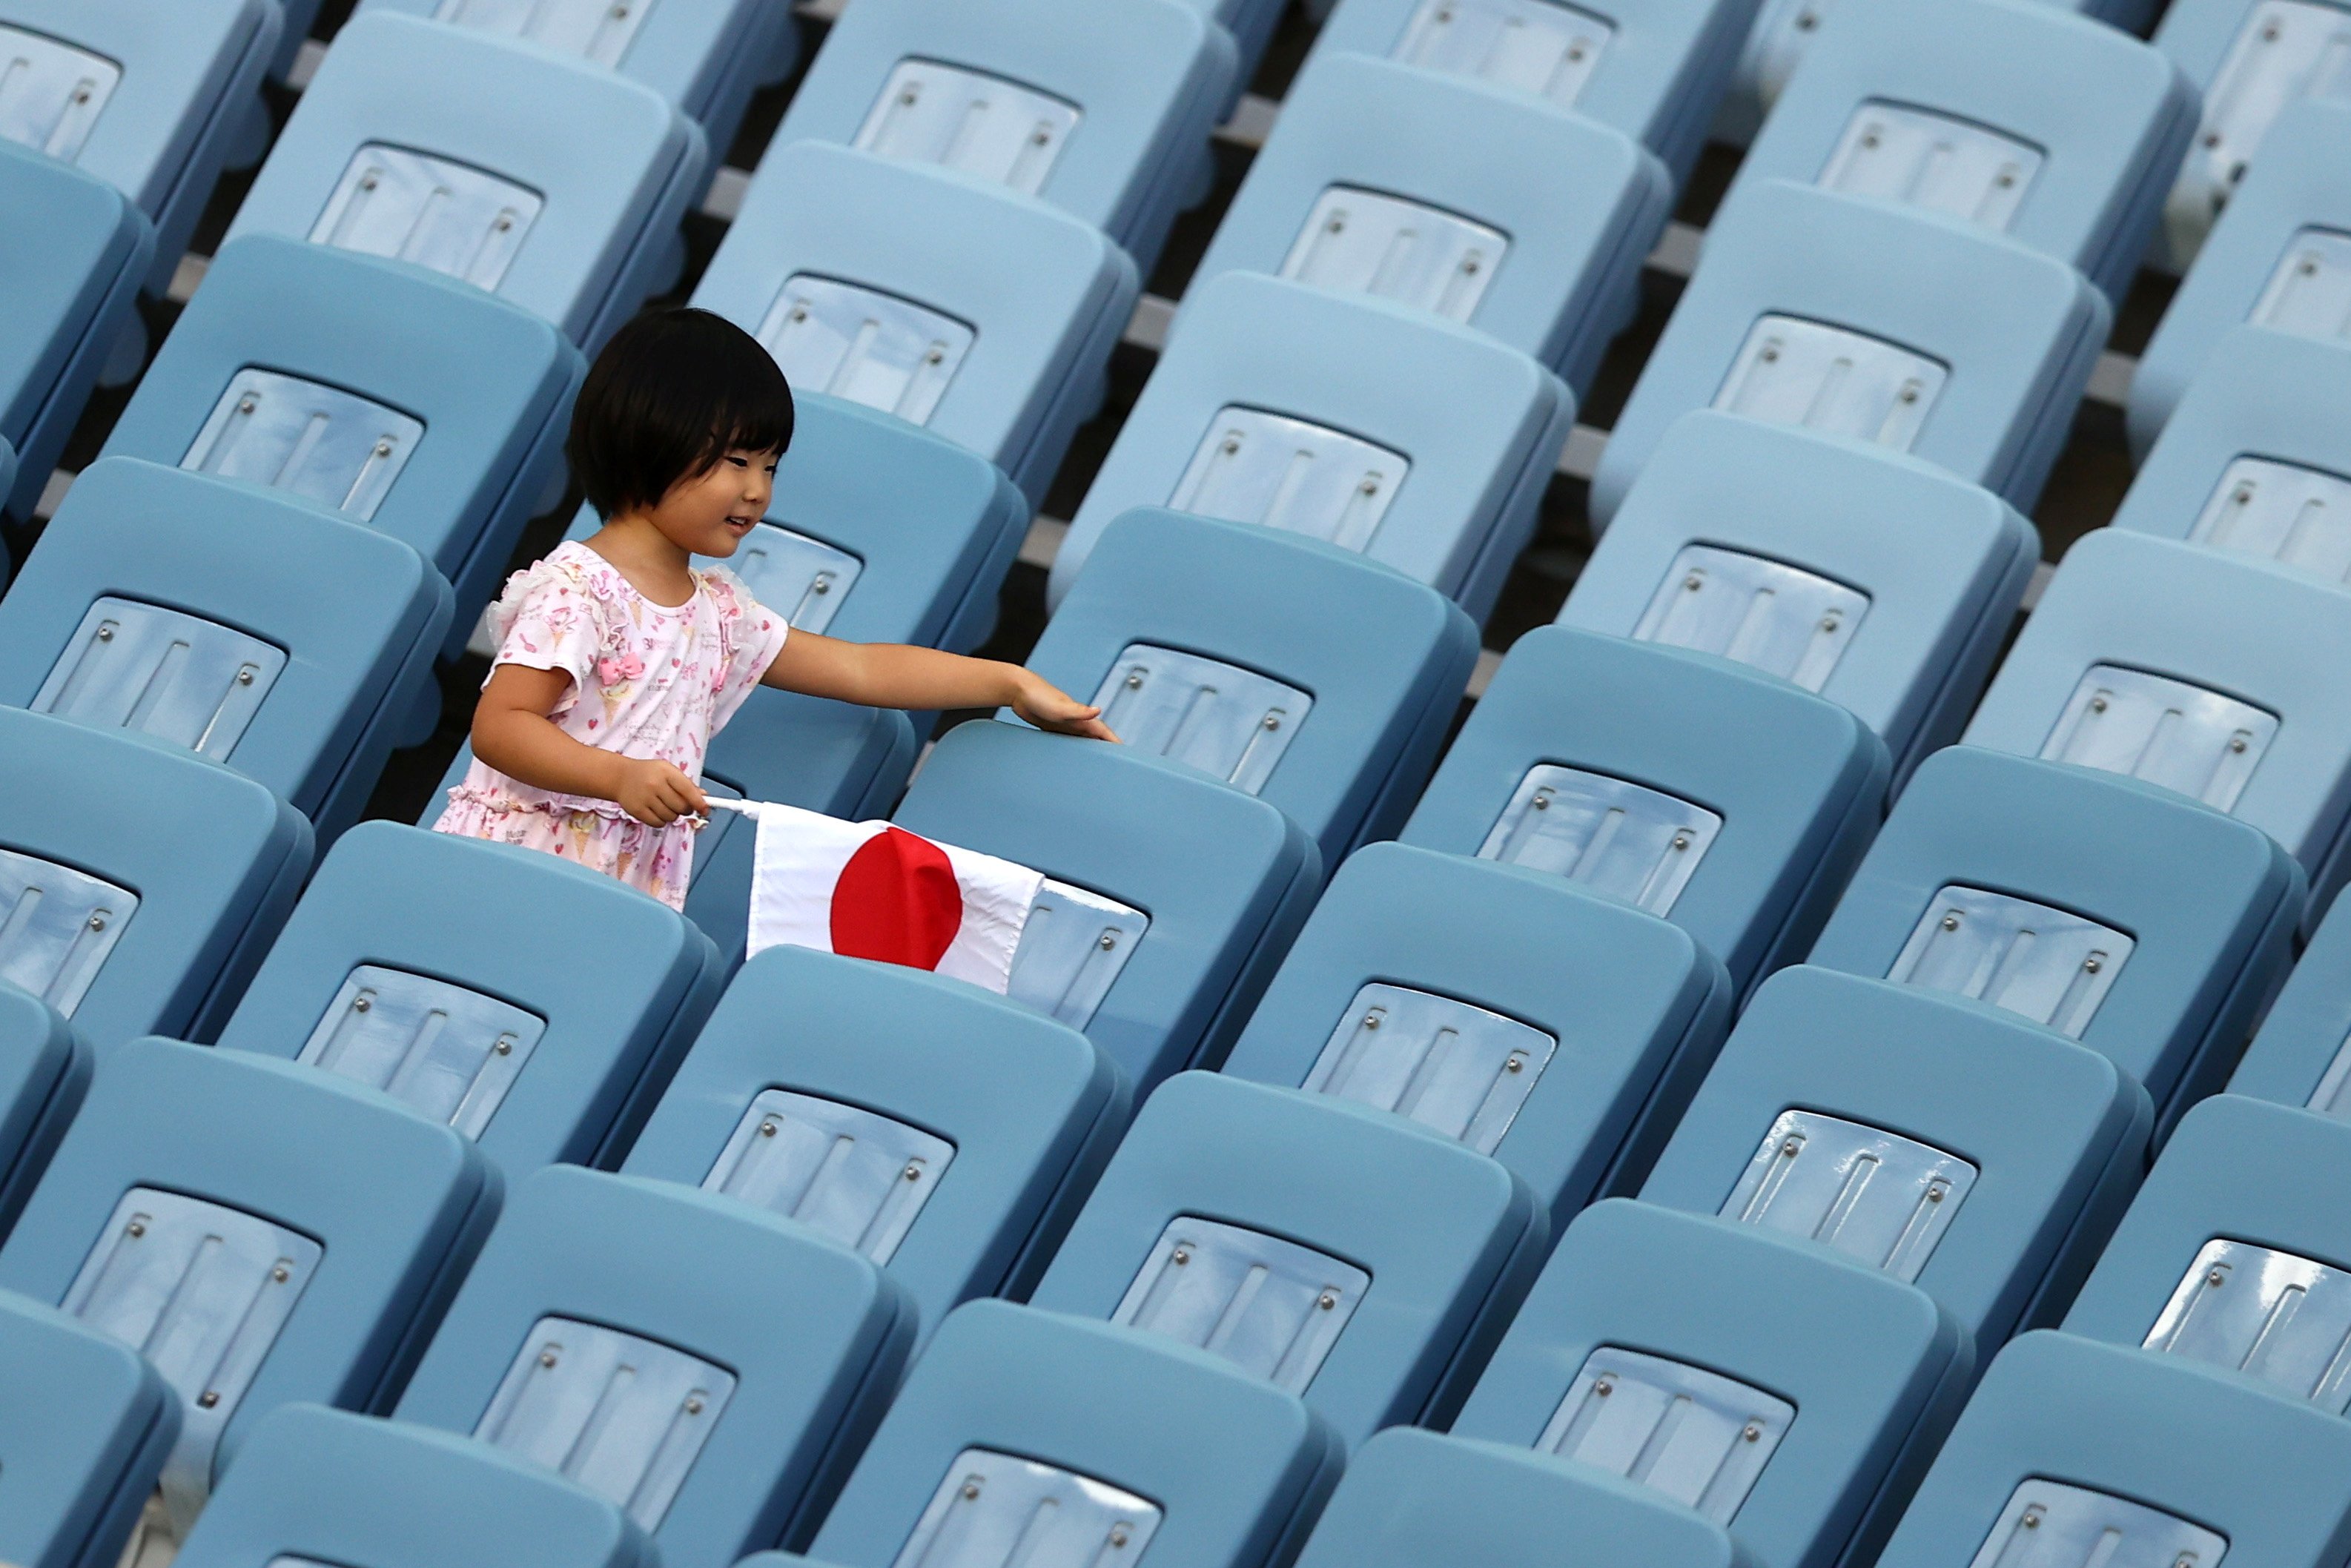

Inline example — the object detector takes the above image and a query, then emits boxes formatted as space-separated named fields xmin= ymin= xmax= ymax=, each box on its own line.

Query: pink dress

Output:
xmin=433 ymin=541 xmax=789 ymax=910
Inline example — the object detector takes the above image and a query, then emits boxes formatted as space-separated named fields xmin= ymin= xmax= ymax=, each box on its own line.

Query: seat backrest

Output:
xmin=217 ymin=821 xmax=720 ymax=1183
xmin=0 ymin=1287 xmax=179 ymax=1568
xmin=2232 ymin=879 xmax=2351 ymax=1117
xmin=1402 ymin=625 xmax=1888 ymax=995
xmin=1640 ymin=965 xmax=2150 ymax=1349
xmin=1030 ymin=1071 xmax=1543 ymax=1446
xmin=1223 ymin=841 xmax=1729 ymax=1226
xmin=624 ymin=944 xmax=1126 ymax=1344
xmin=0 ymin=988 xmax=87 ymax=1239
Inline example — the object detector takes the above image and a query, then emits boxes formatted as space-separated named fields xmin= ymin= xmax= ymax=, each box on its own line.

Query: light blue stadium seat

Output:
xmin=0 ymin=142 xmax=150 ymax=523
xmin=101 ymin=234 xmax=584 ymax=661
xmin=2132 ymin=105 xmax=2351 ymax=454
xmin=215 ymin=822 xmax=722 ymax=1185
xmin=1455 ymin=1200 xmax=1968 ymax=1568
xmin=1963 ymin=527 xmax=2351 ymax=918
xmin=1183 ymin=50 xmax=1670 ymax=392
xmin=0 ymin=989 xmax=86 ymax=1240
xmin=894 ymin=721 xmax=1320 ymax=1096
xmin=1314 ymin=0 xmax=1764 ymax=191
xmin=1727 ymin=0 xmax=2192 ymax=305
xmin=1026 ymin=509 xmax=1477 ymax=867
xmin=694 ymin=140 xmax=1139 ymax=508
xmin=1807 ymin=747 xmax=2304 ymax=1135
xmin=226 ymin=11 xmax=707 ymax=348
xmin=355 ymin=0 xmax=796 ymax=162
xmin=0 ymin=1289 xmax=176 ymax=1568
xmin=2152 ymin=0 xmax=2351 ymax=274
xmin=1052 ymin=272 xmax=1575 ymax=622
xmin=1655 ymin=968 xmax=2153 ymax=1354
xmin=790 ymin=1299 xmax=1341 ymax=1568
xmin=1291 ymin=1426 xmax=1756 ymax=1568
xmin=173 ymin=1404 xmax=651 ymax=1568
xmin=1875 ymin=1332 xmax=2351 ymax=1567
xmin=1641 ymin=966 xmax=2150 ymax=1351
xmin=2065 ymin=1094 xmax=2351 ymax=1415
xmin=0 ymin=1039 xmax=496 ymax=1516
xmin=770 ymin=0 xmax=1237 ymax=274
xmin=1590 ymin=179 xmax=2109 ymax=531
xmin=2234 ymin=884 xmax=2351 ymax=1117
xmin=624 ymin=945 xmax=1127 ymax=1344
xmin=1194 ymin=0 xmax=1290 ymax=86
xmin=395 ymin=1165 xmax=912 ymax=1568
xmin=0 ymin=458 xmax=452 ymax=841
xmin=1560 ymin=413 xmax=2037 ymax=784
xmin=0 ymin=0 xmax=279 ymax=294
xmin=1029 ymin=1071 xmax=1544 ymax=1447
xmin=1222 ymin=841 xmax=1731 ymax=1228
xmin=0 ymin=709 xmax=309 ymax=1051
xmin=1401 ymin=626 xmax=1887 ymax=997
xmin=2116 ymin=331 xmax=2351 ymax=587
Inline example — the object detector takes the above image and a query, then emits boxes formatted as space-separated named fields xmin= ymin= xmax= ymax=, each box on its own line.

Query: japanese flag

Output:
xmin=725 ymin=801 xmax=1045 ymax=992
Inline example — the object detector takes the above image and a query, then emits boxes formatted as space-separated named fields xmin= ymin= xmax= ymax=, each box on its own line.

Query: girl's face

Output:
xmin=646 ymin=446 xmax=780 ymax=557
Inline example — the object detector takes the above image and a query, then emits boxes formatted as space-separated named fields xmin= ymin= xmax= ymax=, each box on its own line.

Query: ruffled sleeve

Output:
xmin=701 ymin=566 xmax=790 ymax=731
xmin=483 ymin=552 xmax=606 ymax=711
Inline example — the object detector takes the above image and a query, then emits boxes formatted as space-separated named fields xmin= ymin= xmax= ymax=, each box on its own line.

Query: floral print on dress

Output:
xmin=433 ymin=540 xmax=789 ymax=910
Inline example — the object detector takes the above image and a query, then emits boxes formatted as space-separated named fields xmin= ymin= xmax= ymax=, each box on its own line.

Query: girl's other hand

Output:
xmin=1011 ymin=673 xmax=1121 ymax=743
xmin=612 ymin=758 xmax=710 ymax=826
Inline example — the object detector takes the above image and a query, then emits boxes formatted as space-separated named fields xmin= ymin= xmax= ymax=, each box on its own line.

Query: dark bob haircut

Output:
xmin=567 ymin=308 xmax=796 ymax=519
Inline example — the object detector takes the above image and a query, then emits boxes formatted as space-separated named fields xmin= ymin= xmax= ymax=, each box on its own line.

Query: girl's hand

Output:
xmin=611 ymin=758 xmax=710 ymax=826
xmin=1011 ymin=672 xmax=1120 ymax=742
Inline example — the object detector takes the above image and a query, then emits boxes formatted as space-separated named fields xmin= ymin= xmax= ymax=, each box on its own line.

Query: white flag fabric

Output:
xmin=718 ymin=799 xmax=1045 ymax=992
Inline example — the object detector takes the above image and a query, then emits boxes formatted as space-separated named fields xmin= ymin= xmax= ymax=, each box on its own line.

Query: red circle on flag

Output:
xmin=831 ymin=827 xmax=965 ymax=970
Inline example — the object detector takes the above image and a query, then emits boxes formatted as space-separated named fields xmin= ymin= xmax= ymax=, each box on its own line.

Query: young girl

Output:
xmin=434 ymin=308 xmax=1116 ymax=909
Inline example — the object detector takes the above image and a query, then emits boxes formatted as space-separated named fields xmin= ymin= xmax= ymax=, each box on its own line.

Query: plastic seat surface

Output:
xmin=695 ymin=141 xmax=1139 ymax=507
xmin=226 ymin=11 xmax=706 ymax=347
xmin=0 ymin=1039 xmax=495 ymax=1507
xmin=0 ymin=989 xmax=87 ymax=1240
xmin=1223 ymin=841 xmax=1730 ymax=1227
xmin=1559 ymin=412 xmax=2037 ymax=779
xmin=1031 ymin=1071 xmax=1544 ymax=1447
xmin=2114 ymin=330 xmax=2351 ymax=595
xmin=0 ymin=140 xmax=151 ymax=521
xmin=1727 ymin=0 xmax=2193 ymax=302
xmin=0 ymin=709 xmax=311 ymax=1051
xmin=102 ymin=234 xmax=583 ymax=659
xmin=801 ymin=1299 xmax=1340 ymax=1568
xmin=1051 ymin=271 xmax=1575 ymax=623
xmin=1402 ymin=626 xmax=1888 ymax=996
xmin=1455 ymin=1200 xmax=1968 ymax=1568
xmin=1807 ymin=746 xmax=2304 ymax=1130
xmin=1027 ymin=509 xmax=1478 ymax=866
xmin=768 ymin=0 xmax=1237 ymax=268
xmin=173 ymin=1404 xmax=651 ymax=1568
xmin=0 ymin=458 xmax=449 ymax=835
xmin=0 ymin=1289 xmax=177 ymax=1568
xmin=1641 ymin=966 xmax=2151 ymax=1349
xmin=2132 ymin=102 xmax=2351 ymax=454
xmin=893 ymin=721 xmax=1320 ymax=1095
xmin=1313 ymin=0 xmax=1766 ymax=188
xmin=2151 ymin=0 xmax=2351 ymax=273
xmin=216 ymin=822 xmax=721 ymax=1184
xmin=396 ymin=1166 xmax=912 ymax=1568
xmin=1963 ymin=527 xmax=2351 ymax=904
xmin=1290 ymin=1426 xmax=1755 ymax=1568
xmin=2063 ymin=1096 xmax=2351 ymax=1415
xmin=2234 ymin=883 xmax=2351 ymax=1117
xmin=1875 ymin=1332 xmax=2351 ymax=1567
xmin=1590 ymin=179 xmax=2109 ymax=528
xmin=1184 ymin=50 xmax=1671 ymax=390
xmin=0 ymin=0 xmax=279 ymax=290
xmin=625 ymin=945 xmax=1125 ymax=1343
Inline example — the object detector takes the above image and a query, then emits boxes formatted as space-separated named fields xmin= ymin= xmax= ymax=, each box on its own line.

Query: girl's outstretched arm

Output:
xmin=761 ymin=632 xmax=1120 ymax=741
xmin=474 ymin=664 xmax=710 ymax=825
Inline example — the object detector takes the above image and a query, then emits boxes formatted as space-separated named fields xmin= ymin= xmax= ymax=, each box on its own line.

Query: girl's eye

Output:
xmin=724 ymin=455 xmax=748 ymax=469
